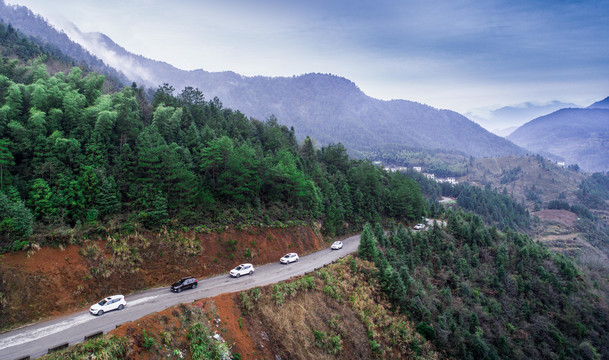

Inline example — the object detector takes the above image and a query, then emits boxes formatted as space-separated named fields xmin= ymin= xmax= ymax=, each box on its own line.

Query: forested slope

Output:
xmin=508 ymin=108 xmax=609 ymax=172
xmin=359 ymin=217 xmax=609 ymax=359
xmin=0 ymin=29 xmax=426 ymax=251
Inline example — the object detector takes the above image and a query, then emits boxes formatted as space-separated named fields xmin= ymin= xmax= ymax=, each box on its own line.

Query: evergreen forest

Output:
xmin=0 ymin=26 xmax=426 ymax=251
xmin=358 ymin=215 xmax=609 ymax=359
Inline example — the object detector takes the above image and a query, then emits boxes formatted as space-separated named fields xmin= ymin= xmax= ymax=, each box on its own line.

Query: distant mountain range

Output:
xmin=0 ymin=0 xmax=524 ymax=158
xmin=588 ymin=96 xmax=609 ymax=109
xmin=508 ymin=102 xmax=609 ymax=172
xmin=467 ymin=100 xmax=580 ymax=135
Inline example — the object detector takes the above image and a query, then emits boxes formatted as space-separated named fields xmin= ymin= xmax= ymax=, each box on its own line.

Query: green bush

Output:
xmin=416 ymin=322 xmax=436 ymax=340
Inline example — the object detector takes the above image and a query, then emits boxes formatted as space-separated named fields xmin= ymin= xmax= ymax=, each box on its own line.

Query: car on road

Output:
xmin=280 ymin=252 xmax=299 ymax=264
xmin=171 ymin=276 xmax=198 ymax=293
xmin=413 ymin=223 xmax=426 ymax=230
xmin=331 ymin=241 xmax=343 ymax=250
xmin=90 ymin=295 xmax=126 ymax=316
xmin=230 ymin=263 xmax=255 ymax=277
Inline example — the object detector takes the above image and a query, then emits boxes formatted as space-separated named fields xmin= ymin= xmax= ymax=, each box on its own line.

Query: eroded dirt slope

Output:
xmin=0 ymin=224 xmax=324 ymax=330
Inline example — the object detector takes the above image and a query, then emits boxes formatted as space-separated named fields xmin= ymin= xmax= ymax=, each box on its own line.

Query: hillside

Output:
xmin=0 ymin=1 xmax=525 ymax=159
xmin=457 ymin=155 xmax=609 ymax=274
xmin=38 ymin=257 xmax=439 ymax=360
xmin=0 ymin=23 xmax=428 ymax=258
xmin=361 ymin=218 xmax=609 ymax=359
xmin=507 ymin=107 xmax=609 ymax=172
xmin=0 ymin=1 xmax=128 ymax=85
xmin=34 ymin=220 xmax=609 ymax=360
xmin=95 ymin=46 xmax=526 ymax=158
xmin=460 ymin=155 xmax=586 ymax=210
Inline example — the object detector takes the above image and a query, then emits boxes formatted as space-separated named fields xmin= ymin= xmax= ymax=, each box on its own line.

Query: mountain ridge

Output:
xmin=588 ymin=96 xmax=609 ymax=109
xmin=508 ymin=106 xmax=609 ymax=172
xmin=90 ymin=36 xmax=524 ymax=157
xmin=0 ymin=1 xmax=525 ymax=158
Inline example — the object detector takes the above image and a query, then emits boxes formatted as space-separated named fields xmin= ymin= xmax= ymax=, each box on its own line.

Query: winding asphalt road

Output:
xmin=0 ymin=233 xmax=361 ymax=360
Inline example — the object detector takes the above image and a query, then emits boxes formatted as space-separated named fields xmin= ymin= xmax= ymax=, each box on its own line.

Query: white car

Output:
xmin=413 ymin=223 xmax=426 ymax=230
xmin=90 ymin=295 xmax=126 ymax=316
xmin=331 ymin=241 xmax=343 ymax=250
xmin=230 ymin=263 xmax=254 ymax=277
xmin=280 ymin=253 xmax=299 ymax=264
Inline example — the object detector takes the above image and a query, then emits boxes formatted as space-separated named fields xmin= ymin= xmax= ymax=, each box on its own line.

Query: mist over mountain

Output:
xmin=1 ymin=0 xmax=524 ymax=158
xmin=492 ymin=126 xmax=518 ymax=137
xmin=75 ymin=30 xmax=525 ymax=157
xmin=508 ymin=105 xmax=609 ymax=172
xmin=467 ymin=100 xmax=580 ymax=134
xmin=0 ymin=0 xmax=128 ymax=83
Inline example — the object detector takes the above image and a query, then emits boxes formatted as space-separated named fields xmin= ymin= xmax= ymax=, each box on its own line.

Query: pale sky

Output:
xmin=6 ymin=0 xmax=609 ymax=115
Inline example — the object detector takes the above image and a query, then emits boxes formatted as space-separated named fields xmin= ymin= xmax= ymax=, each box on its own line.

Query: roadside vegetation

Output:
xmin=237 ymin=260 xmax=437 ymax=359
xmin=39 ymin=302 xmax=234 ymax=360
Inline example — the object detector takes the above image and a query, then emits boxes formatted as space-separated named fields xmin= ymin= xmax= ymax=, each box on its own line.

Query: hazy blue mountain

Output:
xmin=508 ymin=106 xmax=609 ymax=172
xmin=588 ymin=96 xmax=609 ymax=109
xmin=492 ymin=126 xmax=519 ymax=138
xmin=467 ymin=100 xmax=580 ymax=133
xmin=69 ymin=30 xmax=524 ymax=157
xmin=2 ymin=0 xmax=524 ymax=158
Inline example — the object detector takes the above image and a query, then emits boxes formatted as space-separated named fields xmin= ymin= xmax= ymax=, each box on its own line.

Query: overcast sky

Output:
xmin=7 ymin=0 xmax=609 ymax=115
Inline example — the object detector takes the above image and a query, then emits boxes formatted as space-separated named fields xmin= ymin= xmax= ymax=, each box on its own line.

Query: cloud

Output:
xmin=7 ymin=0 xmax=608 ymax=115
xmin=59 ymin=22 xmax=157 ymax=86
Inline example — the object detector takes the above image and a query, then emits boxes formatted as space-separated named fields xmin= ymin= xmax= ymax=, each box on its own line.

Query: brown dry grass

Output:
xmin=461 ymin=155 xmax=585 ymax=210
xmin=240 ymin=258 xmax=439 ymax=360
xmin=533 ymin=209 xmax=578 ymax=228
xmin=257 ymin=291 xmax=370 ymax=360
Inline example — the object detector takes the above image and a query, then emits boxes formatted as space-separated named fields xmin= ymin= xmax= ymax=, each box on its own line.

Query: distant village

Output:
xmin=377 ymin=163 xmax=459 ymax=185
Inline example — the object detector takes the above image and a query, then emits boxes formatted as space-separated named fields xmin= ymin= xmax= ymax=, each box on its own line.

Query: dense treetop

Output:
xmin=359 ymin=214 xmax=609 ymax=359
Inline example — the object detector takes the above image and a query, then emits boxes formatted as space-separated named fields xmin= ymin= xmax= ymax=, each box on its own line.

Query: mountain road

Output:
xmin=0 ymin=233 xmax=361 ymax=360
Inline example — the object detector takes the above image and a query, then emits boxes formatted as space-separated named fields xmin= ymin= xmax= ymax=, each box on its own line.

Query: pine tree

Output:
xmin=28 ymin=178 xmax=54 ymax=221
xmin=358 ymin=222 xmax=378 ymax=262
xmin=0 ymin=139 xmax=14 ymax=189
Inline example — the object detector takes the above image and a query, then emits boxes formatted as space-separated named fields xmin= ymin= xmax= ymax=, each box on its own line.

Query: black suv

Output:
xmin=171 ymin=276 xmax=198 ymax=293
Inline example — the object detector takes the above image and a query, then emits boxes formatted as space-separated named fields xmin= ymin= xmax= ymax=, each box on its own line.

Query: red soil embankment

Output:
xmin=0 ymin=225 xmax=324 ymax=330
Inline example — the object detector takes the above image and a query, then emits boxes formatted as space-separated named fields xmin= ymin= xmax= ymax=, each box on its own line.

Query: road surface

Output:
xmin=0 ymin=234 xmax=361 ymax=360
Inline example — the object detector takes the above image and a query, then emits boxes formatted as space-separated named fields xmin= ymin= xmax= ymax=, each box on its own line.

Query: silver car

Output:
xmin=414 ymin=223 xmax=425 ymax=230
xmin=280 ymin=253 xmax=299 ymax=264
xmin=89 ymin=295 xmax=126 ymax=316
xmin=230 ymin=263 xmax=254 ymax=277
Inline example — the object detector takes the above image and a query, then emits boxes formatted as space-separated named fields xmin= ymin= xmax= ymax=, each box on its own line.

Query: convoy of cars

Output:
xmin=89 ymin=295 xmax=126 ymax=316
xmin=94 ymin=237 xmax=358 ymax=316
